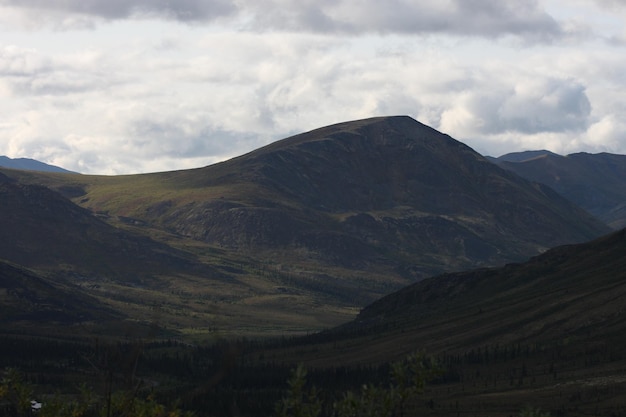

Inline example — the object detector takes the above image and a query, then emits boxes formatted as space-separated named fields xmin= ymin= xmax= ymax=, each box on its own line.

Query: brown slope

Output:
xmin=493 ymin=151 xmax=626 ymax=229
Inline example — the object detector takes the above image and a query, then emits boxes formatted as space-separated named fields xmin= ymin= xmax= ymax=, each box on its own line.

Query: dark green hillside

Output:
xmin=247 ymin=229 xmax=626 ymax=416
xmin=356 ymin=227 xmax=626 ymax=348
xmin=253 ymin=228 xmax=626 ymax=364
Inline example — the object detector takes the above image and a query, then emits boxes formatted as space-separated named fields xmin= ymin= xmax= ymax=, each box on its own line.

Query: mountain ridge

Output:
xmin=0 ymin=155 xmax=74 ymax=173
xmin=491 ymin=150 xmax=626 ymax=229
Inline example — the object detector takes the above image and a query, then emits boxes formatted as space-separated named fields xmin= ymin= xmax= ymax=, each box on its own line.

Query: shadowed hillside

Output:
xmin=0 ymin=260 xmax=120 ymax=327
xmin=249 ymin=228 xmax=626 ymax=416
xmin=491 ymin=151 xmax=626 ymax=229
xmin=0 ymin=172 xmax=209 ymax=282
xmin=354 ymin=227 xmax=626 ymax=352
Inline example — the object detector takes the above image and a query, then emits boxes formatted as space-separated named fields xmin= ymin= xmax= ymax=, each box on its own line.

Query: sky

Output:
xmin=0 ymin=0 xmax=625 ymax=174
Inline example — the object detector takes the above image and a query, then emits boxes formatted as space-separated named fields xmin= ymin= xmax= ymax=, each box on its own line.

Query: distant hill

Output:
xmin=487 ymin=149 xmax=559 ymax=163
xmin=491 ymin=151 xmax=626 ymax=229
xmin=0 ymin=155 xmax=74 ymax=173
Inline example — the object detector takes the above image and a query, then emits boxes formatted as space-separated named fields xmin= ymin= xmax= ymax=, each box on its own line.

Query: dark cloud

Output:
xmin=0 ymin=0 xmax=237 ymax=22
xmin=245 ymin=0 xmax=563 ymax=40
xmin=450 ymin=0 xmax=562 ymax=39
xmin=3 ymin=0 xmax=563 ymax=40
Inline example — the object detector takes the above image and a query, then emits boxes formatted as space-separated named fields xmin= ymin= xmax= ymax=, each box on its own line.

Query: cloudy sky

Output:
xmin=0 ymin=0 xmax=625 ymax=174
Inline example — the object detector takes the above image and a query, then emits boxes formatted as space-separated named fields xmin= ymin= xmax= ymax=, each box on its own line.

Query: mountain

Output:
xmin=49 ymin=117 xmax=607 ymax=271
xmin=148 ymin=116 xmax=606 ymax=273
xmin=0 ymin=155 xmax=74 ymax=173
xmin=491 ymin=151 xmax=626 ymax=229
xmin=0 ymin=116 xmax=611 ymax=337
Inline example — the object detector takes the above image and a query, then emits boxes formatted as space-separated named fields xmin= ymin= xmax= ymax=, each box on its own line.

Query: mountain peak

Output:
xmin=255 ymin=115 xmax=466 ymax=155
xmin=224 ymin=115 xmax=484 ymax=213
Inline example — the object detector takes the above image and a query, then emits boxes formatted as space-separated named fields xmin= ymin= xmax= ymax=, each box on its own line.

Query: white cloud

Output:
xmin=586 ymin=115 xmax=626 ymax=151
xmin=497 ymin=78 xmax=591 ymax=133
xmin=240 ymin=0 xmax=564 ymax=40
xmin=439 ymin=75 xmax=591 ymax=137
xmin=0 ymin=45 xmax=50 ymax=76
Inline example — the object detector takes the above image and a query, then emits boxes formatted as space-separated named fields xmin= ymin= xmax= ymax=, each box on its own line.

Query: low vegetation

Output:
xmin=275 ymin=353 xmax=440 ymax=417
